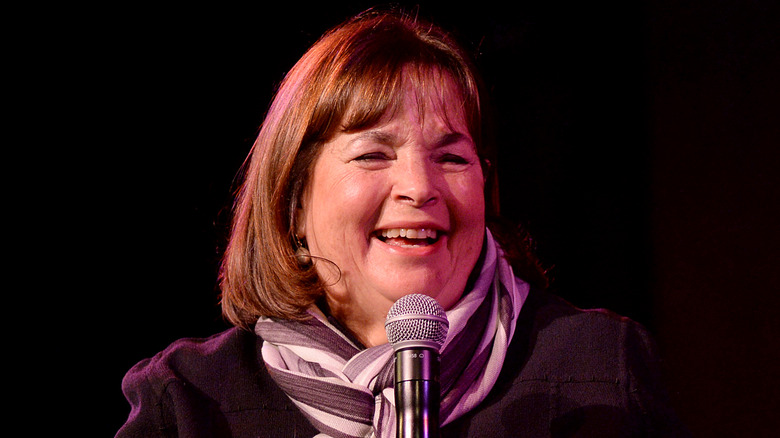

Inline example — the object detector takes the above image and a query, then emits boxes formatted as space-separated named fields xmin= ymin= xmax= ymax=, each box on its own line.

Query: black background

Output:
xmin=36 ymin=1 xmax=777 ymax=436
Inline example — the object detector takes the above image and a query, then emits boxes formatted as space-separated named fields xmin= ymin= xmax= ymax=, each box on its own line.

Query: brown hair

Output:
xmin=220 ymin=9 xmax=546 ymax=329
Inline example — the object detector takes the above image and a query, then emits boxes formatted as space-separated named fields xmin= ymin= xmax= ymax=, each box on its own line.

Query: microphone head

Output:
xmin=385 ymin=294 xmax=449 ymax=352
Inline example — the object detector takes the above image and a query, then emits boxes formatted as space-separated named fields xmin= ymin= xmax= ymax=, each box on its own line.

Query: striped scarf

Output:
xmin=255 ymin=229 xmax=529 ymax=437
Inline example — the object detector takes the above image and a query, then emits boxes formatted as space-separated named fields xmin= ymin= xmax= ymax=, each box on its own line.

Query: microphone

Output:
xmin=385 ymin=294 xmax=449 ymax=438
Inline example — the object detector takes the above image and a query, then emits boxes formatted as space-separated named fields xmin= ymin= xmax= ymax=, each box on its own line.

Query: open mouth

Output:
xmin=375 ymin=228 xmax=440 ymax=247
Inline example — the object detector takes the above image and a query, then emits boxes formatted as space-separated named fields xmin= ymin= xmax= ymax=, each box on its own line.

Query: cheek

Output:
xmin=453 ymin=172 xmax=486 ymax=225
xmin=306 ymin=172 xmax=383 ymax=247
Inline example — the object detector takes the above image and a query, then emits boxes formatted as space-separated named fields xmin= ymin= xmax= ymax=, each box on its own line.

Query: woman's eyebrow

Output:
xmin=433 ymin=132 xmax=471 ymax=148
xmin=347 ymin=130 xmax=472 ymax=148
xmin=349 ymin=130 xmax=398 ymax=146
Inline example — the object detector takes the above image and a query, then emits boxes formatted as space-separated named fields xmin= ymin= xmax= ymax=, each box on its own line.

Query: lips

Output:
xmin=375 ymin=228 xmax=440 ymax=247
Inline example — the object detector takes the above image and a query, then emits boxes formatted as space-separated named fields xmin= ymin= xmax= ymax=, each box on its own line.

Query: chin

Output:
xmin=386 ymin=283 xmax=462 ymax=309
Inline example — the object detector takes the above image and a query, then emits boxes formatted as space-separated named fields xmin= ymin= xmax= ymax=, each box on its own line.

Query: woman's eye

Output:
xmin=438 ymin=153 xmax=470 ymax=164
xmin=355 ymin=152 xmax=389 ymax=161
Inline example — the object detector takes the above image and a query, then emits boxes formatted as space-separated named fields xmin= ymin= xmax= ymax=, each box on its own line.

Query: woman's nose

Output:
xmin=391 ymin=158 xmax=439 ymax=207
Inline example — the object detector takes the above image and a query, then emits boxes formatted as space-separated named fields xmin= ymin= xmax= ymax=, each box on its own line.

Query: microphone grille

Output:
xmin=385 ymin=294 xmax=449 ymax=351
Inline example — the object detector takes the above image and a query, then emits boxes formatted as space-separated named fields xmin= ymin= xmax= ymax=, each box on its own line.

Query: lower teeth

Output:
xmin=382 ymin=237 xmax=432 ymax=247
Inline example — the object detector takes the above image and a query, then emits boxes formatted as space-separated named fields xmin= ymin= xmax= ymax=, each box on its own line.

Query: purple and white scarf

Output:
xmin=255 ymin=229 xmax=529 ymax=437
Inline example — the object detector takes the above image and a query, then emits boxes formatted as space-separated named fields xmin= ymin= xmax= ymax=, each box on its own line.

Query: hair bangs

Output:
xmin=335 ymin=63 xmax=477 ymax=147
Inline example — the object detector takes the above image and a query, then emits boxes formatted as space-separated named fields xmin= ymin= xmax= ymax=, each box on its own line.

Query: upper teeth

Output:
xmin=380 ymin=228 xmax=438 ymax=239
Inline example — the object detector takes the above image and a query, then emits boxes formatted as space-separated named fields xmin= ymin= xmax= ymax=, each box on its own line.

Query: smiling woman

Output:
xmin=217 ymin=13 xmax=501 ymax=330
xmin=297 ymin=75 xmax=486 ymax=346
xmin=117 ymin=7 xmax=688 ymax=438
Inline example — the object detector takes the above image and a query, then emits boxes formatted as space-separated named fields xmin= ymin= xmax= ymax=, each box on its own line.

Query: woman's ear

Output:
xmin=295 ymin=207 xmax=306 ymax=238
xmin=481 ymin=158 xmax=492 ymax=183
xmin=294 ymin=206 xmax=312 ymax=265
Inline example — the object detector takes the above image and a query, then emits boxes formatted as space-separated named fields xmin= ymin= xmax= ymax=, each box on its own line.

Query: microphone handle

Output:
xmin=396 ymin=380 xmax=440 ymax=438
xmin=394 ymin=348 xmax=441 ymax=438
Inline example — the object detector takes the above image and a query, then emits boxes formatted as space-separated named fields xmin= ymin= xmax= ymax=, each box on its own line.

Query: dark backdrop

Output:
xmin=59 ymin=1 xmax=777 ymax=436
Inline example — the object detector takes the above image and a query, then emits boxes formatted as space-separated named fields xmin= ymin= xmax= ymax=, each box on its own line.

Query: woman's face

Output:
xmin=298 ymin=77 xmax=485 ymax=320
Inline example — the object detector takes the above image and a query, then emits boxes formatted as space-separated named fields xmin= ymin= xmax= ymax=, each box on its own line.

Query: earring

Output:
xmin=295 ymin=235 xmax=311 ymax=265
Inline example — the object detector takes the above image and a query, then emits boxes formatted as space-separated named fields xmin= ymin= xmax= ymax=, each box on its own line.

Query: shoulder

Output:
xmin=128 ymin=328 xmax=251 ymax=372
xmin=122 ymin=327 xmax=293 ymax=410
xmin=444 ymin=288 xmax=688 ymax=437
xmin=525 ymin=286 xmax=642 ymax=333
xmin=118 ymin=328 xmax=316 ymax=437
xmin=513 ymin=287 xmax=657 ymax=380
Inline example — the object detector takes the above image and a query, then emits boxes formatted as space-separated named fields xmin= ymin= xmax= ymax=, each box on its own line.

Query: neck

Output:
xmin=344 ymin=317 xmax=389 ymax=349
xmin=323 ymin=296 xmax=391 ymax=348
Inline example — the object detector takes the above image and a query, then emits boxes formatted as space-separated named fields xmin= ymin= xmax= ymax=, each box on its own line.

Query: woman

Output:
xmin=117 ymin=9 xmax=687 ymax=437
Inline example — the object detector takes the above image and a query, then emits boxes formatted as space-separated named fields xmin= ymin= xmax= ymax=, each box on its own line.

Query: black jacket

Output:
xmin=117 ymin=289 xmax=688 ymax=437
